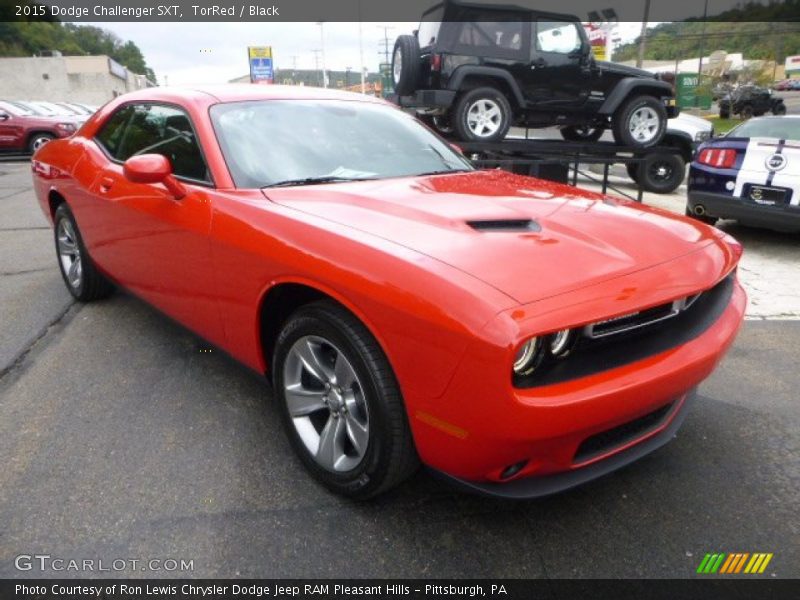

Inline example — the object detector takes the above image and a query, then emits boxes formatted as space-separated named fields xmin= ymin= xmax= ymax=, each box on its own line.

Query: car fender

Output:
xmin=662 ymin=130 xmax=694 ymax=161
xmin=598 ymin=77 xmax=673 ymax=115
xmin=447 ymin=65 xmax=525 ymax=106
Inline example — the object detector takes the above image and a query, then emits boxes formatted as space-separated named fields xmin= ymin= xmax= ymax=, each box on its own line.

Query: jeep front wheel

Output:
xmin=392 ymin=35 xmax=420 ymax=96
xmin=453 ymin=87 xmax=511 ymax=143
xmin=612 ymin=95 xmax=667 ymax=149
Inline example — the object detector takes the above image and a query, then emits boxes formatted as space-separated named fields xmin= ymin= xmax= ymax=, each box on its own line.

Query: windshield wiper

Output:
xmin=414 ymin=168 xmax=473 ymax=177
xmin=263 ymin=176 xmax=373 ymax=189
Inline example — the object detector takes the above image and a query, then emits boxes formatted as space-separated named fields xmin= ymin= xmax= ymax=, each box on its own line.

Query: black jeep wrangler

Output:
xmin=718 ymin=85 xmax=787 ymax=119
xmin=392 ymin=0 xmax=678 ymax=147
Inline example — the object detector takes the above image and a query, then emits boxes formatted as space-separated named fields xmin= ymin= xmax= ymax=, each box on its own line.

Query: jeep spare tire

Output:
xmin=392 ymin=35 xmax=420 ymax=96
xmin=453 ymin=87 xmax=512 ymax=143
xmin=612 ymin=95 xmax=667 ymax=149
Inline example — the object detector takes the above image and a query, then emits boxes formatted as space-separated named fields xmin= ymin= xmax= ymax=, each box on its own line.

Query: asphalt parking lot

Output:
xmin=0 ymin=161 xmax=798 ymax=579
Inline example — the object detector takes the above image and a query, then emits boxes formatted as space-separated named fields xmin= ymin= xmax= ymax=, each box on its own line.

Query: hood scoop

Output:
xmin=467 ymin=219 xmax=541 ymax=233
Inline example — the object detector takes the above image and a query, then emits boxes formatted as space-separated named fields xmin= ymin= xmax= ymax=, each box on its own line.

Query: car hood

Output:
xmin=595 ymin=61 xmax=656 ymax=79
xmin=263 ymin=170 xmax=723 ymax=304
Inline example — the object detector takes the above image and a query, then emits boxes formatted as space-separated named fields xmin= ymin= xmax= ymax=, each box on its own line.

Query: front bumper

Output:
xmin=432 ymin=390 xmax=696 ymax=499
xmin=688 ymin=190 xmax=800 ymax=232
xmin=411 ymin=274 xmax=746 ymax=498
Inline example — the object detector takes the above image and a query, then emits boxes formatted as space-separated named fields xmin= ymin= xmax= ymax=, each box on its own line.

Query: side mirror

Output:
xmin=123 ymin=153 xmax=186 ymax=199
xmin=0 ymin=111 xmax=9 ymax=121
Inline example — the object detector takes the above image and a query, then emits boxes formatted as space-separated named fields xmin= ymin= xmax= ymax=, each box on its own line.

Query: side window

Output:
xmin=97 ymin=103 xmax=210 ymax=183
xmin=536 ymin=21 xmax=581 ymax=54
xmin=457 ymin=21 xmax=522 ymax=51
xmin=95 ymin=106 xmax=134 ymax=159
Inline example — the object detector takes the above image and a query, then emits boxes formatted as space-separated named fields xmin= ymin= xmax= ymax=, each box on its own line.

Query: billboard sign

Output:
xmin=248 ymin=46 xmax=274 ymax=84
xmin=583 ymin=23 xmax=607 ymax=61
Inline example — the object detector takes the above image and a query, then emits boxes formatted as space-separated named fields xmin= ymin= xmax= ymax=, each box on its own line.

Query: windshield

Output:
xmin=728 ymin=118 xmax=800 ymax=140
xmin=210 ymin=99 xmax=472 ymax=188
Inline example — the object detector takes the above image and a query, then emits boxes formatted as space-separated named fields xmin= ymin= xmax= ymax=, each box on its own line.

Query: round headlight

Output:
xmin=513 ymin=337 xmax=543 ymax=375
xmin=549 ymin=329 xmax=574 ymax=357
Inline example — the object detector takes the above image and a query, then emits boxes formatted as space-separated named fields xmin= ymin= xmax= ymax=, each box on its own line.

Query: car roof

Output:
xmin=115 ymin=84 xmax=387 ymax=106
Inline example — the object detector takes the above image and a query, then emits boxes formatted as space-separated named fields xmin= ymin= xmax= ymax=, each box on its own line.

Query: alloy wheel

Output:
xmin=57 ymin=218 xmax=82 ymax=289
xmin=31 ymin=136 xmax=51 ymax=152
xmin=627 ymin=107 xmax=660 ymax=144
xmin=282 ymin=335 xmax=369 ymax=472
xmin=466 ymin=98 xmax=502 ymax=138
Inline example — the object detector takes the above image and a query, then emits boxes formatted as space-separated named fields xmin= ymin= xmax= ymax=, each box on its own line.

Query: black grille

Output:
xmin=574 ymin=402 xmax=675 ymax=464
xmin=591 ymin=301 xmax=677 ymax=337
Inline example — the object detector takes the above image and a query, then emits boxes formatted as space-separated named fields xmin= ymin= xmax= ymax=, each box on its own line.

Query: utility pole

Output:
xmin=636 ymin=0 xmax=650 ymax=68
xmin=317 ymin=22 xmax=327 ymax=88
xmin=289 ymin=55 xmax=298 ymax=85
xmin=359 ymin=19 xmax=366 ymax=94
xmin=377 ymin=25 xmax=394 ymax=65
xmin=311 ymin=49 xmax=322 ymax=87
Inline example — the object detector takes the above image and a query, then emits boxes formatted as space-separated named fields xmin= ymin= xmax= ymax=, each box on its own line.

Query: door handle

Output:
xmin=99 ymin=176 xmax=114 ymax=192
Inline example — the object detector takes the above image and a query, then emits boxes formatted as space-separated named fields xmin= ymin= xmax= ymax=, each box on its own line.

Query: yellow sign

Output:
xmin=248 ymin=46 xmax=272 ymax=59
xmin=591 ymin=45 xmax=606 ymax=61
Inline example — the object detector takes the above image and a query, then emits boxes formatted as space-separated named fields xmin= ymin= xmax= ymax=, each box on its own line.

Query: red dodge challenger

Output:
xmin=31 ymin=86 xmax=746 ymax=498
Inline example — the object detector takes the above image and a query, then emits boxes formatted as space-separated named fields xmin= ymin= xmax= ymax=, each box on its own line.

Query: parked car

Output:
xmin=718 ymin=85 xmax=786 ymax=119
xmin=687 ymin=116 xmax=800 ymax=232
xmin=773 ymin=79 xmax=793 ymax=91
xmin=391 ymin=0 xmax=677 ymax=146
xmin=31 ymin=85 xmax=744 ymax=498
xmin=0 ymin=100 xmax=77 ymax=153
xmin=627 ymin=112 xmax=713 ymax=193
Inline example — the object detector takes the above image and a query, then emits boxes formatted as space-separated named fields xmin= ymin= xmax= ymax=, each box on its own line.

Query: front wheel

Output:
xmin=28 ymin=133 xmax=54 ymax=154
xmin=273 ymin=301 xmax=419 ymax=499
xmin=53 ymin=203 xmax=114 ymax=301
xmin=773 ymin=103 xmax=787 ymax=116
xmin=453 ymin=87 xmax=512 ymax=143
xmin=636 ymin=152 xmax=686 ymax=194
xmin=612 ymin=95 xmax=667 ymax=149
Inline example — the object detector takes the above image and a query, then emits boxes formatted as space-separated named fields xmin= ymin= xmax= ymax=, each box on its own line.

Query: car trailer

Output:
xmin=457 ymin=136 xmax=684 ymax=204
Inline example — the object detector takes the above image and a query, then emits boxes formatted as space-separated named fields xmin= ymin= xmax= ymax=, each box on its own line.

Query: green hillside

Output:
xmin=0 ymin=21 xmax=156 ymax=82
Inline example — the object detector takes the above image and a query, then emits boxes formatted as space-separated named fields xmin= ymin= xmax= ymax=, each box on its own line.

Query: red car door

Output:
xmin=84 ymin=102 xmax=226 ymax=348
xmin=0 ymin=110 xmax=24 ymax=151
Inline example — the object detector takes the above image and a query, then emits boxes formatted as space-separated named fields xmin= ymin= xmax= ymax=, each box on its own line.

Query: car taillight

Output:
xmin=698 ymin=148 xmax=737 ymax=168
xmin=430 ymin=53 xmax=441 ymax=72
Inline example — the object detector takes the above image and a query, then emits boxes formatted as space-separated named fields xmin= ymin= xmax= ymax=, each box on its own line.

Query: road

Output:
xmin=0 ymin=162 xmax=798 ymax=579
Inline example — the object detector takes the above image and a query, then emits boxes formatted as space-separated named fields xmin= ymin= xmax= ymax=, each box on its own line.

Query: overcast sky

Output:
xmin=92 ymin=21 xmax=646 ymax=86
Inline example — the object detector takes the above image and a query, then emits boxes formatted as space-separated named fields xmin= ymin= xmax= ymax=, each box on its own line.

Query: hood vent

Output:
xmin=467 ymin=219 xmax=541 ymax=233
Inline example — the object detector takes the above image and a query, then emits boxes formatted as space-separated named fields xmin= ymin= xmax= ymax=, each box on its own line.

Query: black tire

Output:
xmin=418 ymin=113 xmax=454 ymax=137
xmin=611 ymin=95 xmax=667 ymax=149
xmin=625 ymin=162 xmax=640 ymax=183
xmin=773 ymin=103 xmax=787 ymax=116
xmin=560 ymin=125 xmax=605 ymax=142
xmin=53 ymin=203 xmax=114 ymax=301
xmin=719 ymin=108 xmax=730 ymax=119
xmin=391 ymin=35 xmax=420 ymax=96
xmin=273 ymin=300 xmax=419 ymax=499
xmin=740 ymin=104 xmax=754 ymax=119
xmin=28 ymin=132 xmax=54 ymax=154
xmin=452 ymin=87 xmax=512 ymax=143
xmin=636 ymin=152 xmax=686 ymax=194
xmin=685 ymin=206 xmax=717 ymax=226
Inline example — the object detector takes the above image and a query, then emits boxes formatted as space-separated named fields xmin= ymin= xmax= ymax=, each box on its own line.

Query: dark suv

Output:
xmin=392 ymin=0 xmax=678 ymax=146
xmin=718 ymin=85 xmax=787 ymax=119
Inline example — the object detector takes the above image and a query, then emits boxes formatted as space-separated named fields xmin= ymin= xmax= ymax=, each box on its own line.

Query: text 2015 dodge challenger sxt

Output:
xmin=31 ymin=86 xmax=746 ymax=498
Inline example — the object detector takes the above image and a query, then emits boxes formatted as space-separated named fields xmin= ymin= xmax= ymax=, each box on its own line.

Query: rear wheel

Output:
xmin=740 ymin=104 xmax=754 ymax=119
xmin=560 ymin=125 xmax=604 ymax=142
xmin=612 ymin=95 xmax=667 ymax=149
xmin=719 ymin=108 xmax=730 ymax=119
xmin=53 ymin=203 xmax=114 ymax=301
xmin=391 ymin=35 xmax=420 ymax=96
xmin=273 ymin=301 xmax=419 ymax=499
xmin=453 ymin=87 xmax=512 ymax=143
